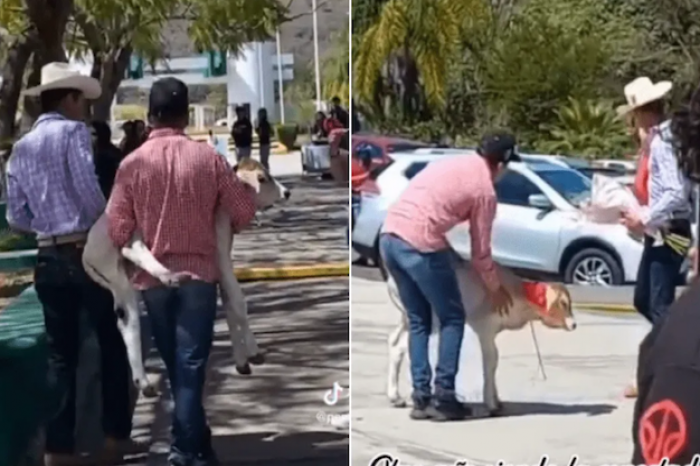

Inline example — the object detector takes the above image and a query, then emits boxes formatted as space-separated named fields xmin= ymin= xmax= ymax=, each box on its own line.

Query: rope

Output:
xmin=529 ymin=320 xmax=547 ymax=381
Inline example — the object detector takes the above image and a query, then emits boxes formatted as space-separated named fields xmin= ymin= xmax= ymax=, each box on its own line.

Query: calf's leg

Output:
xmin=83 ymin=224 xmax=155 ymax=397
xmin=215 ymin=211 xmax=262 ymax=374
xmin=476 ymin=325 xmax=501 ymax=415
xmin=121 ymin=236 xmax=193 ymax=286
xmin=387 ymin=320 xmax=409 ymax=407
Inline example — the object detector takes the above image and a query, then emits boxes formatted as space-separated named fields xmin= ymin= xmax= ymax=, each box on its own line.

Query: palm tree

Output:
xmin=353 ymin=0 xmax=486 ymax=118
xmin=322 ymin=25 xmax=349 ymax=104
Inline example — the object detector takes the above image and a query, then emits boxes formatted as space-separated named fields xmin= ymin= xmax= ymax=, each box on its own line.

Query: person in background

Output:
xmin=6 ymin=62 xmax=137 ymax=466
xmin=134 ymin=119 xmax=147 ymax=145
xmin=619 ymin=80 xmax=692 ymax=321
xmin=330 ymin=96 xmax=349 ymax=128
xmin=91 ymin=120 xmax=124 ymax=198
xmin=231 ymin=106 xmax=253 ymax=161
xmin=207 ymin=129 xmax=217 ymax=148
xmin=107 ymin=77 xmax=256 ymax=466
xmin=619 ymin=77 xmax=692 ymax=400
xmin=119 ymin=120 xmax=134 ymax=153
xmin=380 ymin=132 xmax=517 ymax=422
xmin=119 ymin=120 xmax=145 ymax=157
xmin=312 ymin=111 xmax=329 ymax=140
xmin=629 ymin=84 xmax=700 ymax=463
xmin=255 ymin=108 xmax=272 ymax=171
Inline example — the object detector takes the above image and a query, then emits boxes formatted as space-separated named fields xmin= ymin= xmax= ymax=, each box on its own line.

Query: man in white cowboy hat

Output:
xmin=617 ymin=77 xmax=693 ymax=397
xmin=5 ymin=62 xmax=139 ymax=466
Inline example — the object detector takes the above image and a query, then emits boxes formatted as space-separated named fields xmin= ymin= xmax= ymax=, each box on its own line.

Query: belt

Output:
xmin=37 ymin=232 xmax=88 ymax=248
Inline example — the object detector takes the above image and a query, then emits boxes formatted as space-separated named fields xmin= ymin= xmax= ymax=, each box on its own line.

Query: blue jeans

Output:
xmin=141 ymin=281 xmax=218 ymax=463
xmin=379 ymin=234 xmax=465 ymax=402
xmin=634 ymin=236 xmax=685 ymax=324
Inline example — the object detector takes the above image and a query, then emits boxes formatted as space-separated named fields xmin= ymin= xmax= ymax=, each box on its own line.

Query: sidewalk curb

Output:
xmin=0 ymin=252 xmax=348 ymax=282
xmin=574 ymin=302 xmax=636 ymax=313
xmin=234 ymin=262 xmax=349 ymax=282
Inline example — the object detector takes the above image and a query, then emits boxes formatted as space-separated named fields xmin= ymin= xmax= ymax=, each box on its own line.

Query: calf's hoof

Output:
xmin=389 ymin=397 xmax=407 ymax=408
xmin=141 ymin=384 xmax=158 ymax=398
xmin=486 ymin=401 xmax=503 ymax=417
xmin=248 ymin=353 xmax=265 ymax=365
xmin=236 ymin=363 xmax=252 ymax=375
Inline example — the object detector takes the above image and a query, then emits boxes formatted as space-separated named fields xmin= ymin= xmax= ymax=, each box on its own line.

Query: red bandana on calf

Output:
xmin=522 ymin=281 xmax=548 ymax=316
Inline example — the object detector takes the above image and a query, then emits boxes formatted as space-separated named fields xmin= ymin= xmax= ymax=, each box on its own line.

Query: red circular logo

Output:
xmin=640 ymin=399 xmax=688 ymax=464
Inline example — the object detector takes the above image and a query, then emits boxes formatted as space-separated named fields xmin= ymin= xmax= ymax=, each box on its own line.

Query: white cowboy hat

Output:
xmin=23 ymin=62 xmax=101 ymax=99
xmin=616 ymin=77 xmax=672 ymax=116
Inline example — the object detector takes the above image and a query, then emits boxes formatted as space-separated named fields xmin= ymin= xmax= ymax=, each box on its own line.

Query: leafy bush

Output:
xmin=275 ymin=125 xmax=299 ymax=151
xmin=537 ymin=98 xmax=633 ymax=159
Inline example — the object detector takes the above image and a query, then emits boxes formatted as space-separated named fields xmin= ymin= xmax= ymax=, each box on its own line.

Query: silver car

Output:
xmin=352 ymin=151 xmax=645 ymax=285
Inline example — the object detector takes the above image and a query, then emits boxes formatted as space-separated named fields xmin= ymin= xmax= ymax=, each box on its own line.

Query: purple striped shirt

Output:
xmin=6 ymin=113 xmax=106 ymax=238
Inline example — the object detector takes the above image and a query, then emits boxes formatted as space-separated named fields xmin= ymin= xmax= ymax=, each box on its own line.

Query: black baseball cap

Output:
xmin=477 ymin=131 xmax=520 ymax=164
xmin=148 ymin=77 xmax=189 ymax=121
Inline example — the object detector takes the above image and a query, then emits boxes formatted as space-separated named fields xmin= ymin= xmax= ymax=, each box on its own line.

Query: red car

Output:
xmin=351 ymin=134 xmax=428 ymax=193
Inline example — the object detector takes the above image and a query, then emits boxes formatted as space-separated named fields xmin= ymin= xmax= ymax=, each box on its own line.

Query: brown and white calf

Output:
xmin=82 ymin=158 xmax=290 ymax=396
xmin=386 ymin=260 xmax=576 ymax=415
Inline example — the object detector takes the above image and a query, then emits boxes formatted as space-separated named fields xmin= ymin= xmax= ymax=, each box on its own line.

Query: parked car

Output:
xmin=351 ymin=134 xmax=428 ymax=186
xmin=352 ymin=151 xmax=646 ymax=285
xmin=519 ymin=154 xmax=629 ymax=180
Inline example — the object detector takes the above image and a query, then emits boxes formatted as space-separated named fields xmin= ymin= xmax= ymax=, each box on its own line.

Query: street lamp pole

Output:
xmin=312 ymin=0 xmax=322 ymax=111
xmin=276 ymin=27 xmax=286 ymax=124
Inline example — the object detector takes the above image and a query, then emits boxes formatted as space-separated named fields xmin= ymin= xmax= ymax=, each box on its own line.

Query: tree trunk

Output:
xmin=0 ymin=33 xmax=37 ymax=142
xmin=91 ymin=46 xmax=132 ymax=122
xmin=20 ymin=0 xmax=73 ymax=130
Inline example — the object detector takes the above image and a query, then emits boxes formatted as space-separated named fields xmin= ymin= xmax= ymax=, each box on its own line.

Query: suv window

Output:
xmin=404 ymin=162 xmax=428 ymax=179
xmin=495 ymin=170 xmax=543 ymax=206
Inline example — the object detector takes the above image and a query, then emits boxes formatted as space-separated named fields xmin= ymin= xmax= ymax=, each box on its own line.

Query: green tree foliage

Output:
xmin=351 ymin=0 xmax=692 ymax=158
xmin=322 ymin=24 xmax=349 ymax=105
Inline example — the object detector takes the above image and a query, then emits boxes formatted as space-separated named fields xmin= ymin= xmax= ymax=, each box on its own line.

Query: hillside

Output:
xmin=161 ymin=0 xmax=349 ymax=66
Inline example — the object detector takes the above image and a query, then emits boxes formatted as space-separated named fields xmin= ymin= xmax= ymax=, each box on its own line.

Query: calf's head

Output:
xmin=540 ymin=283 xmax=576 ymax=331
xmin=234 ymin=158 xmax=291 ymax=210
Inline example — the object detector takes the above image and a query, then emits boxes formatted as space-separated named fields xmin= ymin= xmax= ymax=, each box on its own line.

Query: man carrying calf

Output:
xmin=106 ymin=77 xmax=256 ymax=466
xmin=379 ymin=132 xmax=518 ymax=421
xmin=6 ymin=63 xmax=135 ymax=466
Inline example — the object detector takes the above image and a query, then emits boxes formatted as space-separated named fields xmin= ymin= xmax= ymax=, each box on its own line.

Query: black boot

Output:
xmin=426 ymin=394 xmax=472 ymax=421
xmin=409 ymin=396 xmax=431 ymax=420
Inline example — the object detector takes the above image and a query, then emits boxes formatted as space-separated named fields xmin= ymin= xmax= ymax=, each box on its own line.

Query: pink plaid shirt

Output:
xmin=383 ymin=154 xmax=500 ymax=292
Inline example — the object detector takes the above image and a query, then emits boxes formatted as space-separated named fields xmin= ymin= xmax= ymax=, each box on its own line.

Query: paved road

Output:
xmin=128 ymin=278 xmax=349 ymax=466
xmin=236 ymin=152 xmax=349 ymax=267
xmin=352 ymin=264 xmax=650 ymax=306
xmin=351 ymin=275 xmax=648 ymax=466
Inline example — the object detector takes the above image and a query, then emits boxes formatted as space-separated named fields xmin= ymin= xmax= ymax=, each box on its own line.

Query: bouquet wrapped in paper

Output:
xmin=580 ymin=174 xmax=692 ymax=255
xmin=578 ymin=174 xmax=647 ymax=241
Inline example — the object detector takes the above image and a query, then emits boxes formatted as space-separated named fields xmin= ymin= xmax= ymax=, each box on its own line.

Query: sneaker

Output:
xmin=409 ymin=397 xmax=431 ymax=420
xmin=425 ymin=399 xmax=473 ymax=422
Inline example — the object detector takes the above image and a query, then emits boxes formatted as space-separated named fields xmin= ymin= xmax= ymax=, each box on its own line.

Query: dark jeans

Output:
xmin=634 ymin=236 xmax=685 ymax=324
xmin=141 ymin=281 xmax=218 ymax=463
xmin=379 ymin=234 xmax=465 ymax=402
xmin=34 ymin=244 xmax=132 ymax=454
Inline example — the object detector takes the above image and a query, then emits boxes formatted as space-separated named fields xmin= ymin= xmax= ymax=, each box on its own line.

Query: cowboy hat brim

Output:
xmin=23 ymin=75 xmax=101 ymax=100
xmin=617 ymin=81 xmax=673 ymax=116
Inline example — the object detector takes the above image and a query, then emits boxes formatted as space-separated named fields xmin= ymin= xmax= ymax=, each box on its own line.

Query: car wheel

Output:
xmin=564 ymin=248 xmax=623 ymax=286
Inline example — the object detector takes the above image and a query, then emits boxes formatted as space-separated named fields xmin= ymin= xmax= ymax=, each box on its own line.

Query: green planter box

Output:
xmin=0 ymin=286 xmax=51 ymax=466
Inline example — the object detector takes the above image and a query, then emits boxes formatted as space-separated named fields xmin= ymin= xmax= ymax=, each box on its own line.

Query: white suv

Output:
xmin=352 ymin=151 xmax=645 ymax=285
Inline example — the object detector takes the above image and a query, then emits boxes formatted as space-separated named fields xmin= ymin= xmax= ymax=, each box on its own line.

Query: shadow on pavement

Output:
xmin=137 ymin=278 xmax=349 ymax=465
xmin=493 ymin=401 xmax=617 ymax=418
xmin=211 ymin=431 xmax=348 ymax=465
